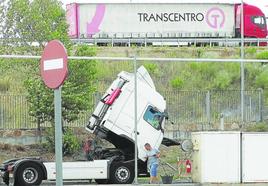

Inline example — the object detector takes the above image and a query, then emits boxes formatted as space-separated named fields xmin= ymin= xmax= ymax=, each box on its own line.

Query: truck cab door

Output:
xmin=250 ymin=16 xmax=267 ymax=38
xmin=244 ymin=13 xmax=267 ymax=38
xmin=136 ymin=105 xmax=164 ymax=160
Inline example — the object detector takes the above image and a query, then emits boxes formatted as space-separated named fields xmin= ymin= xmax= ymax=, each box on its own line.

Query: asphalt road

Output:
xmin=39 ymin=180 xmax=199 ymax=186
xmin=2 ymin=179 xmax=268 ymax=186
xmin=0 ymin=180 xmax=199 ymax=186
xmin=2 ymin=181 xmax=268 ymax=186
xmin=0 ymin=182 xmax=197 ymax=186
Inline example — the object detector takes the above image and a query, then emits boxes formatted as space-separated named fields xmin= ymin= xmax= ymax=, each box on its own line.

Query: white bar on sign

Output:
xmin=44 ymin=58 xmax=64 ymax=71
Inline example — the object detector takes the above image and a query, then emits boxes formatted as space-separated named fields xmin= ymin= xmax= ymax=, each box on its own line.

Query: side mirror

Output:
xmin=181 ymin=140 xmax=193 ymax=152
xmin=163 ymin=111 xmax=169 ymax=120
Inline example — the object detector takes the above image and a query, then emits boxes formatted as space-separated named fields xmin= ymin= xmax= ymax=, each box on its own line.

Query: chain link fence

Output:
xmin=165 ymin=89 xmax=263 ymax=124
xmin=0 ymin=89 xmax=264 ymax=130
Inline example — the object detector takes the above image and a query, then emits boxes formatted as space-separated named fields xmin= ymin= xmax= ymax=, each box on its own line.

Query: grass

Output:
xmin=0 ymin=46 xmax=267 ymax=130
xmin=245 ymin=122 xmax=268 ymax=132
xmin=0 ymin=46 xmax=263 ymax=95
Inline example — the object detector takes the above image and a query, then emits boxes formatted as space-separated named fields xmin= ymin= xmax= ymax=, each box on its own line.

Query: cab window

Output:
xmin=251 ymin=16 xmax=266 ymax=28
xmin=143 ymin=106 xmax=162 ymax=130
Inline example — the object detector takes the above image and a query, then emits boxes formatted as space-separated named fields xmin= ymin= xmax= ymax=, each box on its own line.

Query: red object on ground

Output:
xmin=186 ymin=159 xmax=192 ymax=174
xmin=83 ymin=140 xmax=92 ymax=153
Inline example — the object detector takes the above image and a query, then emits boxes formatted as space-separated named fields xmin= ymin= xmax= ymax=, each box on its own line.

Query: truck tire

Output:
xmin=95 ymin=179 xmax=109 ymax=184
xmin=14 ymin=162 xmax=43 ymax=186
xmin=109 ymin=162 xmax=134 ymax=184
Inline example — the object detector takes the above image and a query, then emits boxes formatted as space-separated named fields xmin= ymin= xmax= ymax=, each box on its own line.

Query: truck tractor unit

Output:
xmin=0 ymin=66 xmax=180 ymax=186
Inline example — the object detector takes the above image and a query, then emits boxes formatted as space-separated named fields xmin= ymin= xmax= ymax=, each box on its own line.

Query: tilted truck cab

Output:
xmin=0 ymin=66 xmax=180 ymax=186
xmin=86 ymin=66 xmax=178 ymax=176
xmin=87 ymin=66 xmax=166 ymax=158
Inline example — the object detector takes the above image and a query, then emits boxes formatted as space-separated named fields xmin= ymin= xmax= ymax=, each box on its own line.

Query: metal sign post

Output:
xmin=133 ymin=56 xmax=138 ymax=184
xmin=54 ymin=87 xmax=63 ymax=186
xmin=241 ymin=0 xmax=245 ymax=125
xmin=240 ymin=1 xmax=245 ymax=183
xmin=40 ymin=40 xmax=68 ymax=186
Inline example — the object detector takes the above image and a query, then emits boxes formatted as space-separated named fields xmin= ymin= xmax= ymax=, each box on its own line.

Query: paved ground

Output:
xmin=1 ymin=180 xmax=268 ymax=186
xmin=35 ymin=181 xmax=268 ymax=186
xmin=1 ymin=182 xmax=268 ymax=186
xmin=39 ymin=183 xmax=199 ymax=186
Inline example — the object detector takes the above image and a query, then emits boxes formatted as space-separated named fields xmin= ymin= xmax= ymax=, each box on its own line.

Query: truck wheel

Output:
xmin=110 ymin=162 xmax=134 ymax=184
xmin=15 ymin=162 xmax=43 ymax=186
xmin=95 ymin=179 xmax=109 ymax=184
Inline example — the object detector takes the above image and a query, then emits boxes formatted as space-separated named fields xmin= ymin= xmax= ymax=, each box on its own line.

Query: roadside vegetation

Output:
xmin=0 ymin=0 xmax=96 ymax=155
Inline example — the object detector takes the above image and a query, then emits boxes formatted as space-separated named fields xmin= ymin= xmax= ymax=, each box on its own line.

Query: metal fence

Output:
xmin=165 ymin=90 xmax=263 ymax=127
xmin=0 ymin=94 xmax=34 ymax=129
xmin=0 ymin=89 xmax=264 ymax=130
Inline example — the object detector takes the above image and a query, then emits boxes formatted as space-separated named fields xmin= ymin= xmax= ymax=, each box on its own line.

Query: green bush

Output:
xmin=256 ymin=51 xmax=268 ymax=59
xmin=245 ymin=64 xmax=262 ymax=85
xmin=196 ymin=48 xmax=204 ymax=58
xmin=213 ymin=71 xmax=232 ymax=90
xmin=170 ymin=77 xmax=184 ymax=89
xmin=44 ymin=127 xmax=80 ymax=156
xmin=0 ymin=78 xmax=10 ymax=92
xmin=44 ymin=128 xmax=55 ymax=153
xmin=143 ymin=63 xmax=159 ymax=75
xmin=63 ymin=128 xmax=80 ymax=155
xmin=245 ymin=47 xmax=257 ymax=57
xmin=256 ymin=68 xmax=268 ymax=89
xmin=246 ymin=123 xmax=268 ymax=132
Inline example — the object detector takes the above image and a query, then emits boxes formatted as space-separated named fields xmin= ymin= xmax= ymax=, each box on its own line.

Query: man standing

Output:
xmin=144 ymin=143 xmax=160 ymax=184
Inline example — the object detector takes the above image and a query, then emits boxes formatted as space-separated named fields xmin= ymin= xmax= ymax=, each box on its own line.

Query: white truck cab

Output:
xmin=0 ymin=66 xmax=180 ymax=186
xmin=87 ymin=66 xmax=167 ymax=161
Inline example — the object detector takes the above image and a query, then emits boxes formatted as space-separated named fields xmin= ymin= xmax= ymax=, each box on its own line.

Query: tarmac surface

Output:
xmin=1 ymin=180 xmax=268 ymax=186
xmin=39 ymin=182 xmax=268 ymax=186
xmin=1 ymin=182 xmax=268 ymax=186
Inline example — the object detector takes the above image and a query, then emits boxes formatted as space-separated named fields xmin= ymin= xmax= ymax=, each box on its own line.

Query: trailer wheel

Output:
xmin=110 ymin=162 xmax=134 ymax=184
xmin=14 ymin=162 xmax=43 ymax=186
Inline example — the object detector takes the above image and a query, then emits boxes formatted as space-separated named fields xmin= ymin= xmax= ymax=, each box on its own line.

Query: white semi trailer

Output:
xmin=67 ymin=0 xmax=267 ymax=40
xmin=0 ymin=66 xmax=180 ymax=186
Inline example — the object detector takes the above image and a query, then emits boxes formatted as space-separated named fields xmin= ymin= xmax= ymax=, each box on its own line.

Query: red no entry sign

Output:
xmin=40 ymin=40 xmax=68 ymax=89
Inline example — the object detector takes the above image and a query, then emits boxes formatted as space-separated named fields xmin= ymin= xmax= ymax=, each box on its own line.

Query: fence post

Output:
xmin=249 ymin=97 xmax=252 ymax=122
xmin=206 ymin=91 xmax=211 ymax=125
xmin=0 ymin=95 xmax=4 ymax=129
xmin=258 ymin=88 xmax=263 ymax=122
xmin=220 ymin=113 xmax=224 ymax=130
xmin=37 ymin=94 xmax=41 ymax=131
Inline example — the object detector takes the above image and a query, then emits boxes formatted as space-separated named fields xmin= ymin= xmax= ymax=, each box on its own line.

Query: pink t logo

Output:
xmin=206 ymin=7 xmax=225 ymax=29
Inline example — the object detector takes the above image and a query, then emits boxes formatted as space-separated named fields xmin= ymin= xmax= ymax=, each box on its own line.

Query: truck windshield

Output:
xmin=143 ymin=106 xmax=163 ymax=130
xmin=251 ymin=16 xmax=266 ymax=28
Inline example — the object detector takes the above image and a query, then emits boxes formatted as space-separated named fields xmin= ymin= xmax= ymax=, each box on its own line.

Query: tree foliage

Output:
xmin=0 ymin=0 xmax=70 ymax=54
xmin=256 ymin=51 xmax=268 ymax=60
xmin=0 ymin=0 xmax=98 ymax=126
xmin=25 ymin=45 xmax=97 ymax=126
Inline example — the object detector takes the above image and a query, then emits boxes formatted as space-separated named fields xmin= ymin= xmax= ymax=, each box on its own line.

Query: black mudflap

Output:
xmin=2 ymin=171 xmax=9 ymax=185
xmin=162 ymin=137 xmax=181 ymax=146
